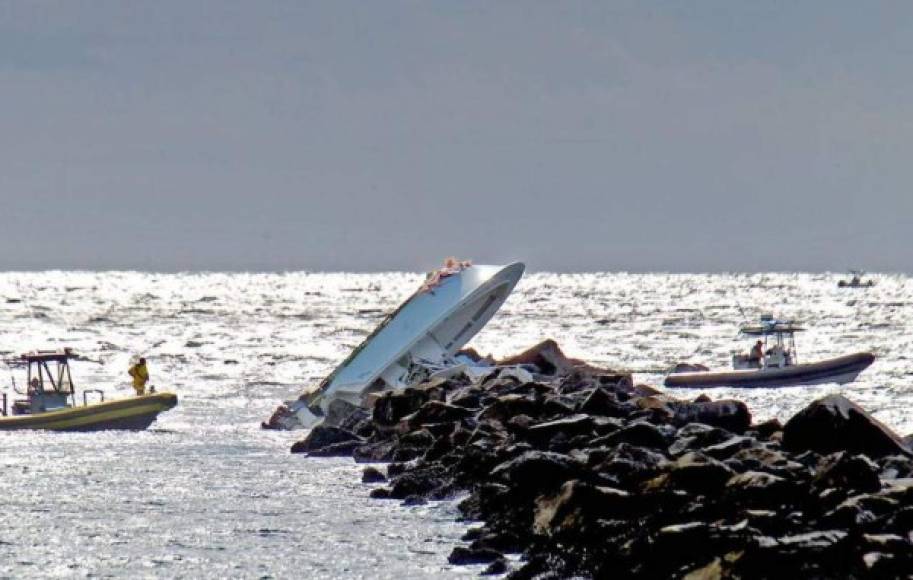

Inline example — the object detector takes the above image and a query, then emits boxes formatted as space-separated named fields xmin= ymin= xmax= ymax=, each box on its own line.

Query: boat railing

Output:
xmin=0 ymin=393 xmax=6 ymax=417
xmin=83 ymin=389 xmax=105 ymax=406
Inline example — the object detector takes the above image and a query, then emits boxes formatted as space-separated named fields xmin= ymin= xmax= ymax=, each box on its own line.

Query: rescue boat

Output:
xmin=0 ymin=349 xmax=177 ymax=431
xmin=664 ymin=316 xmax=874 ymax=389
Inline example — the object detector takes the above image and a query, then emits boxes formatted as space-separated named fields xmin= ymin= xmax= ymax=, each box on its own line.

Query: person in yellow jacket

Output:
xmin=128 ymin=357 xmax=149 ymax=396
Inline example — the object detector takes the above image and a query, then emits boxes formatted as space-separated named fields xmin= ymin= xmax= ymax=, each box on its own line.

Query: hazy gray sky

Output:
xmin=1 ymin=1 xmax=910 ymax=272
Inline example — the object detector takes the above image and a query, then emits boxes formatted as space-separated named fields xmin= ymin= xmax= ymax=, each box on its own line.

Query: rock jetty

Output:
xmin=291 ymin=341 xmax=913 ymax=578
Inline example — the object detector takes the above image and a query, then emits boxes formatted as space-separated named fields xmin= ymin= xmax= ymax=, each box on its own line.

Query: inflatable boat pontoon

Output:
xmin=665 ymin=316 xmax=874 ymax=389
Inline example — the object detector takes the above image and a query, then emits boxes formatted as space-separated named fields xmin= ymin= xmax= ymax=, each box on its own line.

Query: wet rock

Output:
xmin=470 ymin=530 xmax=522 ymax=554
xmin=481 ymin=557 xmax=509 ymax=576
xmin=492 ymin=451 xmax=585 ymax=493
xmin=646 ymin=452 xmax=735 ymax=495
xmin=813 ymin=452 xmax=881 ymax=494
xmin=369 ymin=487 xmax=391 ymax=499
xmin=389 ymin=464 xmax=449 ymax=499
xmin=352 ymin=440 xmax=397 ymax=463
xmin=447 ymin=546 xmax=503 ymax=565
xmin=407 ymin=401 xmax=473 ymax=427
xmin=542 ymin=395 xmax=576 ymax=417
xmin=373 ymin=389 xmax=429 ymax=426
xmin=671 ymin=400 xmax=751 ymax=434
xmin=290 ymin=426 xmax=361 ymax=454
xmin=450 ymin=387 xmax=483 ymax=409
xmin=306 ymin=440 xmax=362 ymax=457
xmin=821 ymin=494 xmax=897 ymax=529
xmin=399 ymin=429 xmax=436 ymax=449
xmin=669 ymin=424 xmax=732 ymax=456
xmin=324 ymin=398 xmax=365 ymax=428
xmin=526 ymin=414 xmax=595 ymax=445
xmin=783 ymin=394 xmax=911 ymax=458
xmin=478 ymin=395 xmax=541 ymax=424
xmin=877 ymin=454 xmax=913 ymax=479
xmin=577 ymin=387 xmax=634 ymax=418
xmin=702 ymin=436 xmax=757 ymax=460
xmin=362 ymin=466 xmax=387 ymax=483
xmin=724 ymin=471 xmax=793 ymax=508
xmin=595 ymin=422 xmax=670 ymax=450
xmin=592 ymin=443 xmax=668 ymax=483
xmin=533 ymin=479 xmax=632 ymax=536
xmin=752 ymin=418 xmax=784 ymax=439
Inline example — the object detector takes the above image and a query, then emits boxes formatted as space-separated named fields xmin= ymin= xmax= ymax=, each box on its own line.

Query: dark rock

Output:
xmin=470 ymin=530 xmax=522 ymax=554
xmin=821 ymin=494 xmax=897 ymax=529
xmin=402 ymin=494 xmax=427 ymax=506
xmin=526 ymin=414 xmax=595 ymax=444
xmin=578 ymin=387 xmax=633 ymax=418
xmin=408 ymin=401 xmax=474 ymax=427
xmin=702 ymin=436 xmax=757 ymax=460
xmin=596 ymin=422 xmax=670 ymax=450
xmin=482 ymin=557 xmax=509 ymax=576
xmin=533 ymin=479 xmax=632 ymax=536
xmin=671 ymin=400 xmax=751 ymax=433
xmin=753 ymin=418 xmax=784 ymax=439
xmin=373 ymin=389 xmax=429 ymax=426
xmin=353 ymin=440 xmax=397 ymax=463
xmin=492 ymin=451 xmax=585 ymax=493
xmin=783 ymin=394 xmax=911 ymax=458
xmin=389 ymin=464 xmax=449 ymax=499
xmin=478 ymin=395 xmax=541 ymax=424
xmin=306 ymin=440 xmax=361 ymax=457
xmin=290 ymin=425 xmax=361 ymax=454
xmin=724 ymin=471 xmax=794 ymax=508
xmin=541 ymin=395 xmax=576 ymax=417
xmin=324 ymin=398 xmax=365 ymax=428
xmin=450 ymin=387 xmax=483 ymax=409
xmin=362 ymin=466 xmax=387 ymax=483
xmin=369 ymin=487 xmax=391 ymax=499
xmin=646 ymin=452 xmax=735 ymax=494
xmin=813 ymin=452 xmax=881 ymax=494
xmin=881 ymin=505 xmax=913 ymax=533
xmin=877 ymin=454 xmax=913 ymax=479
xmin=447 ymin=546 xmax=503 ymax=565
xmin=399 ymin=429 xmax=436 ymax=449
xmin=590 ymin=443 xmax=668 ymax=488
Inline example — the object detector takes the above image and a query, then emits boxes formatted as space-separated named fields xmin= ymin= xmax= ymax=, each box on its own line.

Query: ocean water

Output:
xmin=0 ymin=271 xmax=910 ymax=578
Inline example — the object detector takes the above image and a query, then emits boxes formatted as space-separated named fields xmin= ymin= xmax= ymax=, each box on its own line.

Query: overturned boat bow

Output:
xmin=267 ymin=261 xmax=525 ymax=430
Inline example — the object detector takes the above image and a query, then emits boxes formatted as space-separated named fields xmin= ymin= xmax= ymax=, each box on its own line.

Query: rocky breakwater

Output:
xmin=290 ymin=342 xmax=913 ymax=578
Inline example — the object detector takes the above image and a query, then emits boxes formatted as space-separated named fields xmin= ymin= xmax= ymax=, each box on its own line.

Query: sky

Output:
xmin=0 ymin=1 xmax=910 ymax=272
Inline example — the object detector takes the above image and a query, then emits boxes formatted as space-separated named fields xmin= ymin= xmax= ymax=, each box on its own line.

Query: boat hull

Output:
xmin=0 ymin=392 xmax=178 ymax=432
xmin=664 ymin=353 xmax=875 ymax=389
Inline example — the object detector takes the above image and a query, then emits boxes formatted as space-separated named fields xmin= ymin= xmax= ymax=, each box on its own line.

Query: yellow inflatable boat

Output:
xmin=0 ymin=350 xmax=178 ymax=432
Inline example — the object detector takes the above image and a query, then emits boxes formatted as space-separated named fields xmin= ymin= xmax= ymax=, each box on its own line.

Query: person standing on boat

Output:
xmin=749 ymin=340 xmax=764 ymax=367
xmin=128 ymin=358 xmax=149 ymax=396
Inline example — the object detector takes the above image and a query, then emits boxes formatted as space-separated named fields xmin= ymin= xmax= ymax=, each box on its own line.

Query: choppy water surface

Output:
xmin=0 ymin=271 xmax=910 ymax=577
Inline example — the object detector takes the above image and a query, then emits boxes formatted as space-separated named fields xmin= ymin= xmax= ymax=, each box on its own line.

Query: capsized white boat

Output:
xmin=664 ymin=315 xmax=874 ymax=389
xmin=272 ymin=260 xmax=525 ymax=429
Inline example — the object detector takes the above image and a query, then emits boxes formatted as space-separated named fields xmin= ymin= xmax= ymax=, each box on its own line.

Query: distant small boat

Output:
xmin=0 ymin=349 xmax=177 ymax=431
xmin=664 ymin=316 xmax=874 ymax=389
xmin=272 ymin=260 xmax=525 ymax=429
xmin=838 ymin=270 xmax=875 ymax=288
